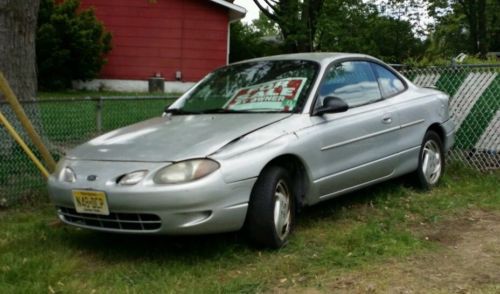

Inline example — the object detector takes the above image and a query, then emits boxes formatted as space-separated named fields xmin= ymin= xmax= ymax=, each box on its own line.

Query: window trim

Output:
xmin=369 ymin=62 xmax=408 ymax=99
xmin=291 ymin=60 xmax=322 ymax=113
xmin=311 ymin=59 xmax=378 ymax=113
xmin=310 ymin=57 xmax=409 ymax=115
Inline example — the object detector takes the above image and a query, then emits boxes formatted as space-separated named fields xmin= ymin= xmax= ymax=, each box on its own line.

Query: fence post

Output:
xmin=0 ymin=72 xmax=56 ymax=172
xmin=96 ymin=96 xmax=103 ymax=133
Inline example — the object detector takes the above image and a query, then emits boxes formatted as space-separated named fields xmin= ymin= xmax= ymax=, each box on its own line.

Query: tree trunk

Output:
xmin=0 ymin=0 xmax=41 ymax=158
xmin=477 ymin=0 xmax=487 ymax=57
xmin=253 ymin=0 xmax=324 ymax=53
xmin=0 ymin=0 xmax=39 ymax=102
xmin=467 ymin=1 xmax=478 ymax=54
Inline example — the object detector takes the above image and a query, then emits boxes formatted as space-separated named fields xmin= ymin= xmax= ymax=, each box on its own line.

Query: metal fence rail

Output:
xmin=0 ymin=65 xmax=499 ymax=205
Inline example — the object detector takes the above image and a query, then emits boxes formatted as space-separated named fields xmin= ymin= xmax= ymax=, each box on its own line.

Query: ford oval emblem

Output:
xmin=87 ymin=175 xmax=97 ymax=181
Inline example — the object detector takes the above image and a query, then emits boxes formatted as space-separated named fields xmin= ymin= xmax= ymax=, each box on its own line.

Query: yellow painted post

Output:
xmin=0 ymin=110 xmax=49 ymax=179
xmin=0 ymin=71 xmax=56 ymax=172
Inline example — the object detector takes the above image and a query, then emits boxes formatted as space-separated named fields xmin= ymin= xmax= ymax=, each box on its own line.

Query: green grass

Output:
xmin=1 ymin=166 xmax=498 ymax=293
xmin=35 ymin=91 xmax=178 ymax=143
xmin=0 ymin=147 xmax=48 ymax=204
xmin=101 ymin=99 xmax=174 ymax=131
xmin=38 ymin=98 xmax=177 ymax=141
xmin=35 ymin=90 xmax=178 ymax=144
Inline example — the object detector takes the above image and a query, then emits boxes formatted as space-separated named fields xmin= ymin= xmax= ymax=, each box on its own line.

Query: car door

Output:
xmin=307 ymin=60 xmax=402 ymax=200
xmin=370 ymin=63 xmax=424 ymax=174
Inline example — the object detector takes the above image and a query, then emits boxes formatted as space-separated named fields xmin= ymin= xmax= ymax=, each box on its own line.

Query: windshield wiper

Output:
xmin=164 ymin=107 xmax=283 ymax=115
xmin=163 ymin=108 xmax=201 ymax=115
xmin=199 ymin=108 xmax=291 ymax=114
xmin=164 ymin=107 xmax=237 ymax=115
xmin=197 ymin=108 xmax=255 ymax=114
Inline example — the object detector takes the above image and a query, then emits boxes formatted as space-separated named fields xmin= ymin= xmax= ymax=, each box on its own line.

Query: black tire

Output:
xmin=413 ymin=130 xmax=445 ymax=190
xmin=245 ymin=166 xmax=295 ymax=249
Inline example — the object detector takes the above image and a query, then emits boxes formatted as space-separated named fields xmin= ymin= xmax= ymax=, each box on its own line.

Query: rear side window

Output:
xmin=371 ymin=63 xmax=406 ymax=97
xmin=319 ymin=61 xmax=382 ymax=108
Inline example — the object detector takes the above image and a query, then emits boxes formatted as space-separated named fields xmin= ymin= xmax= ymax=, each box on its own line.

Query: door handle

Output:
xmin=382 ymin=116 xmax=392 ymax=124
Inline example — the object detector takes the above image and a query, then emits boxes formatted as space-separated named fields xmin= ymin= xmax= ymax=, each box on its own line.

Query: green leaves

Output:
xmin=36 ymin=0 xmax=112 ymax=90
xmin=249 ymin=0 xmax=425 ymax=62
xmin=425 ymin=0 xmax=500 ymax=58
xmin=229 ymin=16 xmax=282 ymax=63
xmin=316 ymin=0 xmax=425 ymax=62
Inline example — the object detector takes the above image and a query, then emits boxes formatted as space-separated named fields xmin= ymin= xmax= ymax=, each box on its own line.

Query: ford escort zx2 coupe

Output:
xmin=48 ymin=53 xmax=455 ymax=248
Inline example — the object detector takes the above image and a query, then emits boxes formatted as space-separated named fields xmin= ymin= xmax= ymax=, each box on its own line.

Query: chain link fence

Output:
xmin=401 ymin=65 xmax=500 ymax=171
xmin=0 ymin=65 xmax=499 ymax=205
xmin=0 ymin=96 xmax=177 ymax=205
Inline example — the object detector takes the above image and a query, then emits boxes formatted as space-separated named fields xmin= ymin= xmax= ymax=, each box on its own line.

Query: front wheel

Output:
xmin=245 ymin=166 xmax=294 ymax=249
xmin=414 ymin=130 xmax=445 ymax=190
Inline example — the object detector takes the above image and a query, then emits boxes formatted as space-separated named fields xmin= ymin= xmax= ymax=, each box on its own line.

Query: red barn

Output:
xmin=77 ymin=0 xmax=246 ymax=92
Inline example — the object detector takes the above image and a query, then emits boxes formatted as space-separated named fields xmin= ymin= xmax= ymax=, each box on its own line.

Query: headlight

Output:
xmin=54 ymin=159 xmax=76 ymax=183
xmin=154 ymin=159 xmax=220 ymax=184
xmin=118 ymin=170 xmax=148 ymax=185
xmin=62 ymin=167 xmax=76 ymax=183
xmin=53 ymin=159 xmax=65 ymax=176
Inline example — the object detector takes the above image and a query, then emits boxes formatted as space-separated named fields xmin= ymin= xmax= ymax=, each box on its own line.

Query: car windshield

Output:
xmin=174 ymin=60 xmax=319 ymax=113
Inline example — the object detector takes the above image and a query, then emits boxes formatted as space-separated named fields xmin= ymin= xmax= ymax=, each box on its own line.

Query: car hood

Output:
xmin=67 ymin=113 xmax=291 ymax=162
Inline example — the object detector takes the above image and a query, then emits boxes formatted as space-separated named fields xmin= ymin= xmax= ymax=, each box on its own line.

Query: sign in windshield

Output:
xmin=176 ymin=60 xmax=318 ymax=113
xmin=224 ymin=78 xmax=307 ymax=112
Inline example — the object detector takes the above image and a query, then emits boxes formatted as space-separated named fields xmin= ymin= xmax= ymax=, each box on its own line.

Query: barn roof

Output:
xmin=209 ymin=0 xmax=246 ymax=22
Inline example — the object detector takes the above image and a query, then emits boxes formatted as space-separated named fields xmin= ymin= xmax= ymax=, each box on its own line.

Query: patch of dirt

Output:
xmin=280 ymin=210 xmax=500 ymax=294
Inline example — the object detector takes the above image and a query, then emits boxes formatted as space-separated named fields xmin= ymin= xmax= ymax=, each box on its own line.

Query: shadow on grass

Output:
xmin=298 ymin=175 xmax=412 ymax=224
xmin=56 ymin=228 xmax=249 ymax=264
xmin=50 ymin=175 xmax=415 ymax=265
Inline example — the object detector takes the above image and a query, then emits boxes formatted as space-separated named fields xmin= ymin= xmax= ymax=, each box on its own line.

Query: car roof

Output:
xmin=231 ymin=52 xmax=376 ymax=65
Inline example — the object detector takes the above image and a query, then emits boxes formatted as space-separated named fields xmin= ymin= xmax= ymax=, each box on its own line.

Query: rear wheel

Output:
xmin=245 ymin=166 xmax=294 ymax=249
xmin=414 ymin=130 xmax=445 ymax=190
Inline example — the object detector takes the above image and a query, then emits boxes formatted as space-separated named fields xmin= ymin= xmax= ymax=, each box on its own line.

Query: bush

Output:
xmin=229 ymin=21 xmax=282 ymax=63
xmin=36 ymin=0 xmax=112 ymax=90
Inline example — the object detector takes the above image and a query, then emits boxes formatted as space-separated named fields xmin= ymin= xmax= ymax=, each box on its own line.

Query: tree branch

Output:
xmin=253 ymin=0 xmax=280 ymax=22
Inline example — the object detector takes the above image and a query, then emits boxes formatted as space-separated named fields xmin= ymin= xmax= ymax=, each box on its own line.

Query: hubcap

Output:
xmin=273 ymin=180 xmax=291 ymax=241
xmin=421 ymin=140 xmax=442 ymax=185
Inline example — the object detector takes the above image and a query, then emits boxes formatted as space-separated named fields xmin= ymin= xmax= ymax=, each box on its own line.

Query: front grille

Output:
xmin=57 ymin=207 xmax=162 ymax=231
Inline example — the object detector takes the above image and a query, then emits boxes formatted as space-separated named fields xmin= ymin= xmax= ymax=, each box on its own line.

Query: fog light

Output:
xmin=118 ymin=170 xmax=148 ymax=185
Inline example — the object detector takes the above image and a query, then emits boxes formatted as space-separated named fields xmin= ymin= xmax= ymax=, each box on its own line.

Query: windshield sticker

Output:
xmin=223 ymin=78 xmax=307 ymax=112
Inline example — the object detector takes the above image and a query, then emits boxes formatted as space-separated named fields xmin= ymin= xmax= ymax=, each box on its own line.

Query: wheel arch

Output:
xmin=427 ymin=123 xmax=446 ymax=145
xmin=260 ymin=154 xmax=311 ymax=212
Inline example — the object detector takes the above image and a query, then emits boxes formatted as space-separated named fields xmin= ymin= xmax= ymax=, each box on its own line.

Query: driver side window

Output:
xmin=319 ymin=61 xmax=382 ymax=108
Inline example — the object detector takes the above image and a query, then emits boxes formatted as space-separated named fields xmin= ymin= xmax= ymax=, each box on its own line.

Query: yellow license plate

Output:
xmin=72 ymin=190 xmax=109 ymax=215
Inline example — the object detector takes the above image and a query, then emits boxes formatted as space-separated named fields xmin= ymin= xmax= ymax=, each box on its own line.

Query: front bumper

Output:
xmin=48 ymin=160 xmax=256 ymax=235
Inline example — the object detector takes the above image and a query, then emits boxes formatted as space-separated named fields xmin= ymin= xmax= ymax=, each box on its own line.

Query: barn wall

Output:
xmin=81 ymin=0 xmax=229 ymax=82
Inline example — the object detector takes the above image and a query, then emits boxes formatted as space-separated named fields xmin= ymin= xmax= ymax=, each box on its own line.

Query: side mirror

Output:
xmin=314 ymin=96 xmax=348 ymax=116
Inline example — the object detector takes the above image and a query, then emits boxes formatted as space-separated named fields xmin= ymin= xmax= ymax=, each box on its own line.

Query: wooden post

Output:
xmin=0 ymin=71 xmax=56 ymax=172
xmin=0 ymin=110 xmax=49 ymax=179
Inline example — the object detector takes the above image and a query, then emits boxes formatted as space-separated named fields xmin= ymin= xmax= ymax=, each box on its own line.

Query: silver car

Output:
xmin=48 ymin=53 xmax=455 ymax=248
